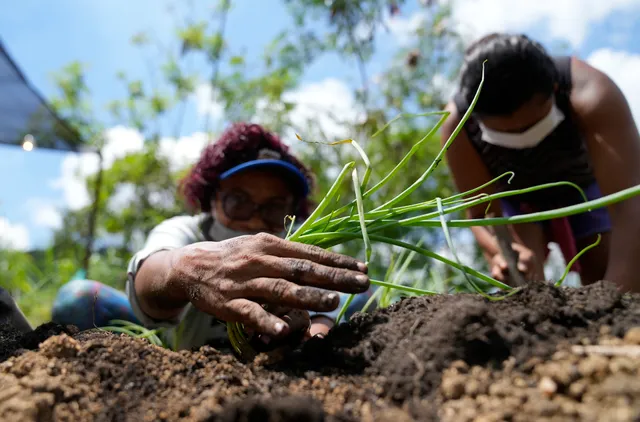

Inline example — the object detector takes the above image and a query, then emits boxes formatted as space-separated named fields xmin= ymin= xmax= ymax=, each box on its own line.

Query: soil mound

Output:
xmin=2 ymin=281 xmax=639 ymax=421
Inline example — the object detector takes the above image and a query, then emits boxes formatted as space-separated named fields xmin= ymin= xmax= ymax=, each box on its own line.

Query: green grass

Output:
xmin=225 ymin=62 xmax=640 ymax=358
xmin=100 ymin=319 xmax=166 ymax=347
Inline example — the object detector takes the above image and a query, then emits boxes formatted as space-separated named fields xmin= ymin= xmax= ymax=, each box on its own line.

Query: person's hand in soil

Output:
xmin=488 ymin=243 xmax=543 ymax=282
xmin=307 ymin=316 xmax=334 ymax=339
xmin=247 ymin=306 xmax=310 ymax=351
xmin=247 ymin=308 xmax=333 ymax=351
xmin=137 ymin=233 xmax=369 ymax=341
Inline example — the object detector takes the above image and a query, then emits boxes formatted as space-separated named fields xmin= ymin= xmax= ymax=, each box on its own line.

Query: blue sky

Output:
xmin=2 ymin=0 xmax=640 ymax=251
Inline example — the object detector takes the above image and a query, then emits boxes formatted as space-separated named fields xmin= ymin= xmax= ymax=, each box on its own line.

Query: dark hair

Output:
xmin=179 ymin=122 xmax=315 ymax=218
xmin=458 ymin=33 xmax=557 ymax=116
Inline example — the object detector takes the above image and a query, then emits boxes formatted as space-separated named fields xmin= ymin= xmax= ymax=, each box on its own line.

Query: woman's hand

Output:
xmin=307 ymin=316 xmax=334 ymax=339
xmin=488 ymin=242 xmax=542 ymax=282
xmin=169 ymin=233 xmax=369 ymax=340
xmin=251 ymin=312 xmax=334 ymax=351
xmin=247 ymin=306 xmax=311 ymax=351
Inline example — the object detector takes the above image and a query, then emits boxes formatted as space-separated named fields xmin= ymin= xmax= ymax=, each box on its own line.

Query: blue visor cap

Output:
xmin=219 ymin=159 xmax=310 ymax=197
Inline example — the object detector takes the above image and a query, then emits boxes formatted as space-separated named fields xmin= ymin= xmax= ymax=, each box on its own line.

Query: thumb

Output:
xmin=491 ymin=264 xmax=505 ymax=281
xmin=493 ymin=253 xmax=508 ymax=269
xmin=517 ymin=261 xmax=529 ymax=272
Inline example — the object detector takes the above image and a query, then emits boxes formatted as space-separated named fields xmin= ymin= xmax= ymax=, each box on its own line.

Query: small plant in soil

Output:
xmin=226 ymin=63 xmax=640 ymax=358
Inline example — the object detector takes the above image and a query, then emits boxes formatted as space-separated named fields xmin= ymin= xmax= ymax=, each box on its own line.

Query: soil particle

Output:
xmin=0 ymin=322 xmax=75 ymax=361
xmin=1 ymin=280 xmax=640 ymax=421
xmin=0 ymin=330 xmax=385 ymax=421
xmin=438 ymin=329 xmax=640 ymax=422
xmin=213 ymin=396 xmax=326 ymax=422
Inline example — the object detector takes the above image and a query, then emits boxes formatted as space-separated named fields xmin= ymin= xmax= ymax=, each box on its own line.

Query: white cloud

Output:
xmin=432 ymin=73 xmax=456 ymax=102
xmin=51 ymin=126 xmax=208 ymax=212
xmin=158 ymin=132 xmax=209 ymax=172
xmin=281 ymin=78 xmax=365 ymax=142
xmin=108 ymin=183 xmax=137 ymax=212
xmin=0 ymin=217 xmax=30 ymax=251
xmin=386 ymin=0 xmax=639 ymax=48
xmin=194 ymin=84 xmax=225 ymax=124
xmin=385 ymin=11 xmax=427 ymax=46
xmin=34 ymin=207 xmax=62 ymax=229
xmin=106 ymin=183 xmax=177 ymax=212
xmin=587 ymin=48 xmax=640 ymax=125
xmin=51 ymin=126 xmax=145 ymax=210
xmin=449 ymin=0 xmax=639 ymax=47
xmin=26 ymin=199 xmax=63 ymax=230
xmin=252 ymin=78 xmax=364 ymax=148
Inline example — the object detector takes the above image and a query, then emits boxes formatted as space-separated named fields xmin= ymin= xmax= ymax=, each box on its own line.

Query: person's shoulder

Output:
xmin=161 ymin=213 xmax=207 ymax=226
xmin=568 ymin=56 xmax=611 ymax=94
xmin=568 ymin=57 xmax=616 ymax=115
xmin=441 ymin=101 xmax=463 ymax=138
xmin=151 ymin=214 xmax=209 ymax=239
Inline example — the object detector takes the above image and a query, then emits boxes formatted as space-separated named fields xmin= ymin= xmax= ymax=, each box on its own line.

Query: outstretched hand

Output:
xmin=488 ymin=242 xmax=542 ymax=282
xmin=171 ymin=233 xmax=369 ymax=339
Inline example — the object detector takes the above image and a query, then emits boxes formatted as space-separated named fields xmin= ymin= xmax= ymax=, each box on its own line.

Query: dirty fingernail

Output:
xmin=357 ymin=262 xmax=368 ymax=272
xmin=274 ymin=322 xmax=285 ymax=334
xmin=356 ymin=274 xmax=369 ymax=285
xmin=325 ymin=293 xmax=338 ymax=306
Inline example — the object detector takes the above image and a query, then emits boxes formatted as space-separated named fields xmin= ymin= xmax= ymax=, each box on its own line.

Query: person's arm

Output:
xmin=131 ymin=229 xmax=369 ymax=339
xmin=440 ymin=103 xmax=541 ymax=281
xmin=133 ymin=249 xmax=189 ymax=320
xmin=126 ymin=217 xmax=203 ymax=325
xmin=441 ymin=102 xmax=503 ymax=258
xmin=571 ymin=57 xmax=640 ymax=292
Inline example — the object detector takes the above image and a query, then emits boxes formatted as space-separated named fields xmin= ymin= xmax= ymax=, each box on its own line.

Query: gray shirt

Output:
xmin=126 ymin=214 xmax=368 ymax=350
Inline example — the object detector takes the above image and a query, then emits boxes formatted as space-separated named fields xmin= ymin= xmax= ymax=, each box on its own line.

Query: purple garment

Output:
xmin=499 ymin=182 xmax=612 ymax=240
xmin=499 ymin=181 xmax=611 ymax=273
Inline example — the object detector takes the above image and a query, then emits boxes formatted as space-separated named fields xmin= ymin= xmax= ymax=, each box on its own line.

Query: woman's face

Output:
xmin=478 ymin=93 xmax=554 ymax=133
xmin=213 ymin=168 xmax=296 ymax=234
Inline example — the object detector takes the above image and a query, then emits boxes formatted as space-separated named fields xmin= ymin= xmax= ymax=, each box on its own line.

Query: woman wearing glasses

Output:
xmin=52 ymin=123 xmax=372 ymax=350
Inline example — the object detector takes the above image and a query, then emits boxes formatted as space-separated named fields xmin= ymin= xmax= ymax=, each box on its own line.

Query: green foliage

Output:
xmin=0 ymin=248 xmax=76 ymax=326
xmin=100 ymin=319 xmax=165 ymax=347
xmin=7 ymin=0 xmax=472 ymax=325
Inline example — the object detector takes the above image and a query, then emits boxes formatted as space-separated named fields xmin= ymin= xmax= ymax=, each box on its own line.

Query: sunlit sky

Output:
xmin=2 ymin=0 xmax=640 ymax=251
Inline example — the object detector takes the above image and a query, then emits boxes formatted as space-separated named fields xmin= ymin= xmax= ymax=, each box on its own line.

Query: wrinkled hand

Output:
xmin=171 ymin=233 xmax=369 ymax=339
xmin=252 ymin=312 xmax=335 ymax=352
xmin=488 ymin=242 xmax=542 ymax=282
xmin=246 ymin=306 xmax=311 ymax=351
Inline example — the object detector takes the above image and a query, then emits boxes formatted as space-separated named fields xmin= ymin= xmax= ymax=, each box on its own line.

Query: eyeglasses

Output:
xmin=221 ymin=190 xmax=292 ymax=228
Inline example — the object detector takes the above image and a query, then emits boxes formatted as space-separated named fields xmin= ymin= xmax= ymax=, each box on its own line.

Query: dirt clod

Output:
xmin=1 ymin=281 xmax=640 ymax=421
xmin=624 ymin=326 xmax=640 ymax=344
xmin=438 ymin=329 xmax=640 ymax=422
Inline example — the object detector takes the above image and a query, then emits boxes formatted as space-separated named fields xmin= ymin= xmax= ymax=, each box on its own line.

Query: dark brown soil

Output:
xmin=0 ymin=322 xmax=76 ymax=362
xmin=2 ymin=281 xmax=640 ymax=421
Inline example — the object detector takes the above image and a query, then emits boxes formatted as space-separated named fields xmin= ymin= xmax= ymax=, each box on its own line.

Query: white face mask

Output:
xmin=478 ymin=104 xmax=565 ymax=150
xmin=208 ymin=210 xmax=287 ymax=241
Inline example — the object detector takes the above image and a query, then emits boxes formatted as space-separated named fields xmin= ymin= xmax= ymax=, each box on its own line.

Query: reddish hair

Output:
xmin=179 ymin=122 xmax=315 ymax=218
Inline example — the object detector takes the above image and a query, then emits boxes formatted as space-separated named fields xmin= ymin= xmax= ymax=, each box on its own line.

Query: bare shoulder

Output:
xmin=569 ymin=56 xmax=620 ymax=117
xmin=440 ymin=101 xmax=463 ymax=142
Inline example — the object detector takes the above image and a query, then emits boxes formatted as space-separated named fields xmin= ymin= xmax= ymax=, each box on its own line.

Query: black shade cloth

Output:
xmin=0 ymin=39 xmax=85 ymax=152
